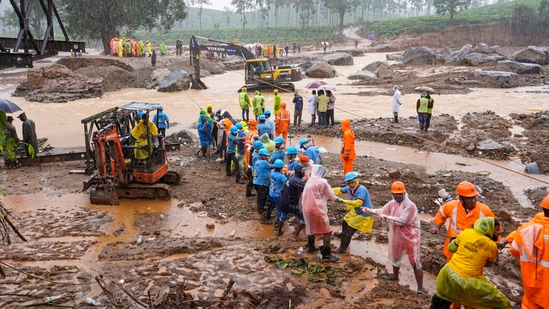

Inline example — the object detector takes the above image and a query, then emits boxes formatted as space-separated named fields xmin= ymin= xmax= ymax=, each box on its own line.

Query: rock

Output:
xmin=363 ymin=61 xmax=385 ymax=72
xmin=497 ymin=207 xmax=513 ymax=221
xmin=495 ymin=60 xmax=541 ymax=74
xmin=446 ymin=44 xmax=473 ymax=65
xmin=477 ymin=139 xmax=505 ymax=150
xmin=375 ymin=63 xmax=393 ymax=78
xmin=150 ymin=68 xmax=171 ymax=85
xmin=386 ymin=53 xmax=402 ymax=61
xmin=402 ymin=46 xmax=438 ymax=65
xmin=473 ymin=42 xmax=491 ymax=54
xmin=473 ymin=70 xmax=519 ymax=88
xmin=306 ymin=62 xmax=337 ymax=78
xmin=513 ymin=46 xmax=549 ymax=65
xmin=321 ymin=52 xmax=354 ymax=66
xmin=157 ymin=69 xmax=190 ymax=92
xmin=347 ymin=70 xmax=377 ymax=80
xmin=463 ymin=53 xmax=500 ymax=66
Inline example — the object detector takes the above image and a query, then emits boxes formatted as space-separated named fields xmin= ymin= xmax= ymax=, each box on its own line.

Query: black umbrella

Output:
xmin=0 ymin=99 xmax=22 ymax=113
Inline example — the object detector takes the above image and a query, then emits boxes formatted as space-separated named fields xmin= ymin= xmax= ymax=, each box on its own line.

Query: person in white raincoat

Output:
xmin=362 ymin=181 xmax=424 ymax=294
xmin=301 ymin=165 xmax=339 ymax=262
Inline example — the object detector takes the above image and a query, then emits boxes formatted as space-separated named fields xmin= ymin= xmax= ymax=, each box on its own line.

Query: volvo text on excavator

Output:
xmin=83 ymin=102 xmax=181 ymax=205
xmin=189 ymin=35 xmax=301 ymax=92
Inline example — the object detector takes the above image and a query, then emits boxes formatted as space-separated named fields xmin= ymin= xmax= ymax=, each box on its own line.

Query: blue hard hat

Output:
xmin=286 ymin=146 xmax=298 ymax=155
xmin=299 ymin=138 xmax=309 ymax=148
xmin=274 ymin=159 xmax=284 ymax=169
xmin=264 ymin=110 xmax=271 ymax=115
xmin=230 ymin=126 xmax=238 ymax=134
xmin=258 ymin=115 xmax=266 ymax=121
xmin=274 ymin=136 xmax=284 ymax=144
xmin=159 ymin=106 xmax=164 ymax=111
xmin=253 ymin=141 xmax=264 ymax=149
xmin=235 ymin=122 xmax=243 ymax=130
xmin=258 ymin=148 xmax=269 ymax=156
xmin=344 ymin=172 xmax=358 ymax=182
xmin=238 ymin=131 xmax=247 ymax=138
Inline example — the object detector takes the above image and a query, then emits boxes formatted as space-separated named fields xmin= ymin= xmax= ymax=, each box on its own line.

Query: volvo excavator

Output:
xmin=189 ymin=35 xmax=301 ymax=92
xmin=83 ymin=102 xmax=181 ymax=205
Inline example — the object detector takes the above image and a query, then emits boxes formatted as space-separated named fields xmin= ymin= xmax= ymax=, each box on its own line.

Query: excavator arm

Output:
xmin=189 ymin=35 xmax=256 ymax=90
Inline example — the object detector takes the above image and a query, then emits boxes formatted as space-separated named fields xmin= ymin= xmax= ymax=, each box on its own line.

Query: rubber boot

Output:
xmin=276 ymin=219 xmax=284 ymax=236
xmin=336 ymin=233 xmax=352 ymax=253
xmin=394 ymin=115 xmax=399 ymax=123
xmin=273 ymin=216 xmax=280 ymax=234
xmin=306 ymin=235 xmax=319 ymax=253
xmin=320 ymin=246 xmax=340 ymax=262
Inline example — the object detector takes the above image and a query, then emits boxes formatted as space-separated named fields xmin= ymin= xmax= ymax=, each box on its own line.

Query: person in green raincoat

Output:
xmin=273 ymin=89 xmax=281 ymax=119
xmin=3 ymin=115 xmax=20 ymax=168
xmin=252 ymin=91 xmax=264 ymax=119
xmin=238 ymin=87 xmax=250 ymax=122
xmin=332 ymin=172 xmax=374 ymax=253
xmin=430 ymin=217 xmax=511 ymax=309
xmin=159 ymin=41 xmax=166 ymax=56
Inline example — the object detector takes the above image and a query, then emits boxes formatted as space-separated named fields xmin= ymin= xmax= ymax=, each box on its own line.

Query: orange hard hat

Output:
xmin=541 ymin=194 xmax=549 ymax=209
xmin=391 ymin=181 xmax=406 ymax=194
xmin=456 ymin=181 xmax=479 ymax=197
xmin=248 ymin=118 xmax=257 ymax=125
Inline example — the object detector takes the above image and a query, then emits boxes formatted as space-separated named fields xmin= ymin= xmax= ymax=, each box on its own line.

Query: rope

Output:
xmin=333 ymin=105 xmax=549 ymax=186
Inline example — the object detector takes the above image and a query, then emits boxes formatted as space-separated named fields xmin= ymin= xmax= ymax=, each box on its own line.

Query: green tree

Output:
xmin=189 ymin=0 xmax=212 ymax=35
xmin=59 ymin=0 xmax=187 ymax=54
xmin=323 ymin=0 xmax=361 ymax=33
xmin=232 ymin=0 xmax=256 ymax=34
xmin=433 ymin=0 xmax=471 ymax=25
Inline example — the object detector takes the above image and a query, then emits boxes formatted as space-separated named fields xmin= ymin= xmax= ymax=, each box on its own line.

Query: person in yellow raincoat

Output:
xmin=131 ymin=113 xmax=158 ymax=161
xmin=430 ymin=217 xmax=511 ymax=309
xmin=332 ymin=172 xmax=374 ymax=254
xmin=146 ymin=41 xmax=152 ymax=57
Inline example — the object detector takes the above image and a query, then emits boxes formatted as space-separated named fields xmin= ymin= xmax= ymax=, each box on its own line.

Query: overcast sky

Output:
xmin=201 ymin=0 xmax=233 ymax=11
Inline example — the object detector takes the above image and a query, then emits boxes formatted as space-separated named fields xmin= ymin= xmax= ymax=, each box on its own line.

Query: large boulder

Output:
xmin=347 ymin=70 xmax=377 ymax=80
xmin=321 ymin=52 xmax=354 ymax=66
xmin=306 ymin=62 xmax=337 ymax=78
xmin=473 ymin=70 xmax=519 ymax=88
xmin=402 ymin=46 xmax=438 ymax=65
xmin=446 ymin=44 xmax=473 ymax=65
xmin=512 ymin=46 xmax=549 ymax=65
xmin=157 ymin=69 xmax=190 ymax=92
xmin=463 ymin=53 xmax=500 ymax=66
xmin=495 ymin=60 xmax=541 ymax=74
xmin=363 ymin=61 xmax=393 ymax=78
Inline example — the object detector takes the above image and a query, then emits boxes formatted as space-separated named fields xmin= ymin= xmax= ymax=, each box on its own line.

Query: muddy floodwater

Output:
xmin=3 ymin=52 xmax=548 ymax=148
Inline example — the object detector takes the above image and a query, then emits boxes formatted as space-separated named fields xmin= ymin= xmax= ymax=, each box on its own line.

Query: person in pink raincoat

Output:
xmin=362 ymin=181 xmax=424 ymax=294
xmin=301 ymin=165 xmax=340 ymax=262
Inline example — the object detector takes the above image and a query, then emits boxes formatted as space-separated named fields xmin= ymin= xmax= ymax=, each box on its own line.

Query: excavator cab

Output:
xmin=85 ymin=102 xmax=181 ymax=205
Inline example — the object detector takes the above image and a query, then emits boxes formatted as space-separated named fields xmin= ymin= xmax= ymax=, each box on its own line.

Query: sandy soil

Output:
xmin=1 ymin=29 xmax=549 ymax=308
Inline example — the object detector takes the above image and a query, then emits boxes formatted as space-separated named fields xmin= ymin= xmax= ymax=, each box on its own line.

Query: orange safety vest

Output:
xmin=510 ymin=212 xmax=549 ymax=309
xmin=275 ymin=109 xmax=290 ymax=133
xmin=431 ymin=200 xmax=495 ymax=261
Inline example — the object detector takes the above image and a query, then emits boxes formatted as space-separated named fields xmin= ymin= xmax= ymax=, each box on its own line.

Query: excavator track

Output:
xmin=115 ymin=183 xmax=171 ymax=201
xmin=160 ymin=168 xmax=183 ymax=185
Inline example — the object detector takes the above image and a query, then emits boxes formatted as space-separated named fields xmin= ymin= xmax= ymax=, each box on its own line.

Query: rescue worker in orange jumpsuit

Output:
xmin=275 ymin=102 xmax=290 ymax=147
xmin=506 ymin=194 xmax=549 ymax=309
xmin=340 ymin=119 xmax=356 ymax=175
xmin=430 ymin=181 xmax=496 ymax=262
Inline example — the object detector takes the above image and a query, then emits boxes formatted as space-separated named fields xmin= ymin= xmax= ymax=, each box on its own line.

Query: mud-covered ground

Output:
xmin=1 ymin=107 xmax=548 ymax=308
xmin=1 ymin=31 xmax=549 ymax=308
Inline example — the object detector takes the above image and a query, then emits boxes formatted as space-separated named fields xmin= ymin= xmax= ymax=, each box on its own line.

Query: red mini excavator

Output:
xmin=84 ymin=102 xmax=181 ymax=205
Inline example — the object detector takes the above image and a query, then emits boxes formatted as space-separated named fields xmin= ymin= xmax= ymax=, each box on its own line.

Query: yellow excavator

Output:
xmin=189 ymin=35 xmax=301 ymax=92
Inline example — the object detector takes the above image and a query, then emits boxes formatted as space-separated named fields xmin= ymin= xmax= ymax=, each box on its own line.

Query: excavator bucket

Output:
xmin=90 ymin=186 xmax=119 ymax=205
